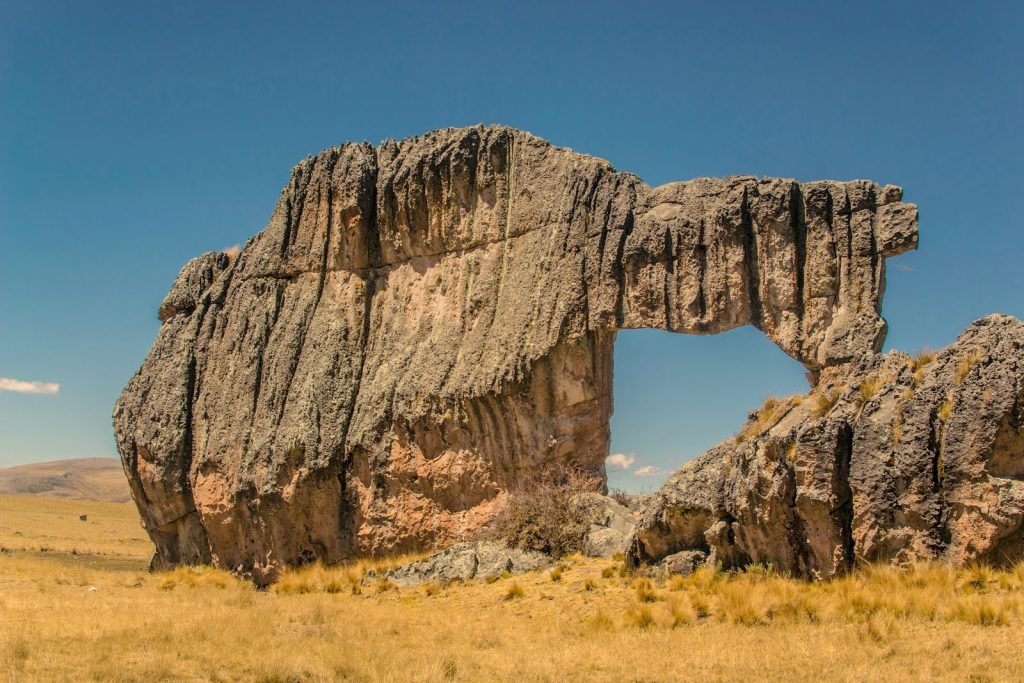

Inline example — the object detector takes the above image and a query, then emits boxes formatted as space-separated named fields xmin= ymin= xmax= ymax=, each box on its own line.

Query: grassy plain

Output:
xmin=2 ymin=494 xmax=1023 ymax=682
xmin=0 ymin=458 xmax=131 ymax=503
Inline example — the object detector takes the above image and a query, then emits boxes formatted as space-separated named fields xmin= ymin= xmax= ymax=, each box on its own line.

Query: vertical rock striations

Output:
xmin=628 ymin=315 xmax=1024 ymax=577
xmin=114 ymin=125 xmax=917 ymax=580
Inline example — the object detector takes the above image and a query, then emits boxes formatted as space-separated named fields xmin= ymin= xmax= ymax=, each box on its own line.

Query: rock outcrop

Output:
xmin=576 ymin=493 xmax=637 ymax=558
xmin=628 ymin=315 xmax=1024 ymax=578
xmin=113 ymin=125 xmax=917 ymax=580
xmin=368 ymin=541 xmax=549 ymax=587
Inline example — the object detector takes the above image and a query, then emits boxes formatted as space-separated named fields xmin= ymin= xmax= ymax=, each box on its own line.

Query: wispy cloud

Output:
xmin=634 ymin=465 xmax=665 ymax=478
xmin=606 ymin=453 xmax=636 ymax=470
xmin=0 ymin=377 xmax=60 ymax=395
xmin=893 ymin=263 xmax=915 ymax=273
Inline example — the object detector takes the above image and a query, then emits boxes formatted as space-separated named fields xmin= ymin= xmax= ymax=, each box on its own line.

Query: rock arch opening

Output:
xmin=607 ymin=326 xmax=809 ymax=493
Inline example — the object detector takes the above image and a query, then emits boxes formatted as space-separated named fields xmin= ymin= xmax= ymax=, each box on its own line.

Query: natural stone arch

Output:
xmin=114 ymin=126 xmax=917 ymax=579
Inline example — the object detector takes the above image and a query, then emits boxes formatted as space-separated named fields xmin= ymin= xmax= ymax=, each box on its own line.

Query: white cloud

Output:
xmin=634 ymin=465 xmax=665 ymax=478
xmin=0 ymin=377 xmax=60 ymax=395
xmin=606 ymin=453 xmax=636 ymax=470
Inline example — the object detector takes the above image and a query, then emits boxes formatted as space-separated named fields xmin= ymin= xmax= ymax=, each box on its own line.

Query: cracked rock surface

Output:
xmin=113 ymin=125 xmax=916 ymax=580
xmin=369 ymin=541 xmax=550 ymax=587
xmin=628 ymin=315 xmax=1024 ymax=577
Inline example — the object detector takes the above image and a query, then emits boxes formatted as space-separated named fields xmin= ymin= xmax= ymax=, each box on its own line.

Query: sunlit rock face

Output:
xmin=628 ymin=315 xmax=1024 ymax=578
xmin=113 ymin=125 xmax=917 ymax=580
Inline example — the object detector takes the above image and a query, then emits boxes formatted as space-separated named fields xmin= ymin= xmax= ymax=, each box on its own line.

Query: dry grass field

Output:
xmin=2 ymin=494 xmax=1023 ymax=682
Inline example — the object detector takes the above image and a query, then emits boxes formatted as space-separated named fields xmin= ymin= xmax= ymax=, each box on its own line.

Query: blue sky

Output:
xmin=1 ymin=1 xmax=1021 ymax=491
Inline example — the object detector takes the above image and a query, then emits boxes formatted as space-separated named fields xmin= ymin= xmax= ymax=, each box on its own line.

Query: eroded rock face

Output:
xmin=575 ymin=493 xmax=637 ymax=558
xmin=114 ymin=125 xmax=917 ymax=580
xmin=628 ymin=315 xmax=1024 ymax=577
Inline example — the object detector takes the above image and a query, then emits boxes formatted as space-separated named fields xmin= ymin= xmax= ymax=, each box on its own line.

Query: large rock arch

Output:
xmin=114 ymin=125 xmax=917 ymax=579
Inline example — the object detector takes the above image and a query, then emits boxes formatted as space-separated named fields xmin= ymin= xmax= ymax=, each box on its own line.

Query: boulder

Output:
xmin=657 ymin=550 xmax=709 ymax=577
xmin=372 ymin=541 xmax=549 ymax=587
xmin=575 ymin=493 xmax=637 ymax=558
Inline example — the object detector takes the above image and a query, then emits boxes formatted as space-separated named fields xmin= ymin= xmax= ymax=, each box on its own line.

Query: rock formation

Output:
xmin=577 ymin=493 xmax=638 ymax=558
xmin=628 ymin=315 xmax=1024 ymax=577
xmin=368 ymin=541 xmax=550 ymax=587
xmin=113 ymin=125 xmax=917 ymax=580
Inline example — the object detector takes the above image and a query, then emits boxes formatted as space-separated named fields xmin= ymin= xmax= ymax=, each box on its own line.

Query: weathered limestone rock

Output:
xmin=114 ymin=125 xmax=917 ymax=580
xmin=628 ymin=315 xmax=1024 ymax=577
xmin=655 ymin=550 xmax=709 ymax=577
xmin=371 ymin=541 xmax=549 ymax=587
xmin=575 ymin=493 xmax=637 ymax=558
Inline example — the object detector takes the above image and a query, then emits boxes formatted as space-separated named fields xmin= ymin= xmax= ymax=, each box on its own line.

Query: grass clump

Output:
xmin=949 ymin=596 xmax=1009 ymax=626
xmin=634 ymin=577 xmax=659 ymax=603
xmin=503 ymin=582 xmax=525 ymax=601
xmin=909 ymin=350 xmax=937 ymax=387
xmin=668 ymin=596 xmax=697 ymax=627
xmin=954 ymin=349 xmax=983 ymax=385
xmin=738 ymin=396 xmax=790 ymax=442
xmin=375 ymin=576 xmax=397 ymax=593
xmin=717 ymin=583 xmax=769 ymax=626
xmin=891 ymin=416 xmax=902 ymax=444
xmin=158 ymin=566 xmax=243 ymax=591
xmin=858 ymin=378 xmax=880 ymax=404
xmin=812 ymin=390 xmax=840 ymax=417
xmin=626 ymin=604 xmax=655 ymax=629
xmin=937 ymin=394 xmax=954 ymax=424
xmin=588 ymin=609 xmax=615 ymax=630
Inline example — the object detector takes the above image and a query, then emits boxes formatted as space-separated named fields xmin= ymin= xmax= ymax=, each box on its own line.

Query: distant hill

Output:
xmin=0 ymin=457 xmax=131 ymax=503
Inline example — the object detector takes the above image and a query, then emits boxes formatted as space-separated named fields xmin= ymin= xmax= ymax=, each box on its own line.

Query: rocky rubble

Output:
xmin=114 ymin=125 xmax=917 ymax=579
xmin=369 ymin=541 xmax=549 ymax=587
xmin=628 ymin=315 xmax=1024 ymax=577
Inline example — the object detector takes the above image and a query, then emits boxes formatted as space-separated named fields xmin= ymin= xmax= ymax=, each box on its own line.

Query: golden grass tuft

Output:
xmin=588 ymin=609 xmax=615 ymax=630
xmin=668 ymin=595 xmax=697 ymax=627
xmin=626 ymin=604 xmax=655 ymax=628
xmin=858 ymin=377 xmax=880 ymax=404
xmin=269 ymin=552 xmax=427 ymax=597
xmin=157 ymin=565 xmax=243 ymax=591
xmin=937 ymin=394 xmax=954 ymax=424
xmin=634 ymin=577 xmax=659 ymax=603
xmin=954 ymin=349 xmax=983 ymax=385
xmin=812 ymin=390 xmax=841 ymax=418
xmin=738 ymin=395 xmax=795 ymax=441
xmin=909 ymin=350 xmax=937 ymax=387
xmin=503 ymin=581 xmax=525 ymax=600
